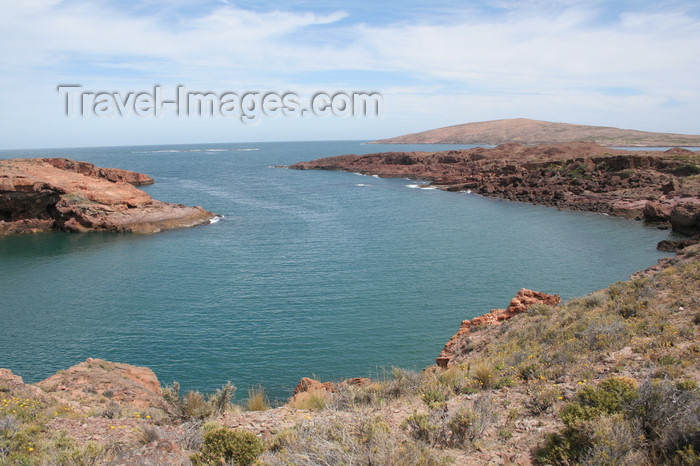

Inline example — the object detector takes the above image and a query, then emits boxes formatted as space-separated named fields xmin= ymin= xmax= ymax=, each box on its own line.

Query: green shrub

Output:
xmin=577 ymin=377 xmax=637 ymax=414
xmin=676 ymin=379 xmax=698 ymax=391
xmin=191 ymin=426 xmax=263 ymax=466
xmin=420 ymin=387 xmax=447 ymax=409
xmin=540 ymin=377 xmax=700 ymax=464
xmin=672 ymin=163 xmax=700 ymax=176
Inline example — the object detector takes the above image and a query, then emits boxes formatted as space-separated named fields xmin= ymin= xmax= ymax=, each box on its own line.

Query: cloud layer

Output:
xmin=1 ymin=0 xmax=699 ymax=148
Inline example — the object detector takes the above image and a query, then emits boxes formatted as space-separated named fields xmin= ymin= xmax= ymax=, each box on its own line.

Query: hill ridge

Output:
xmin=372 ymin=118 xmax=700 ymax=147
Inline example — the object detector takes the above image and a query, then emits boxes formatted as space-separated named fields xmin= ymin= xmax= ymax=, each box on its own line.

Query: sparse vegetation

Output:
xmin=1 ymin=245 xmax=698 ymax=464
xmin=246 ymin=385 xmax=269 ymax=411
xmin=191 ymin=425 xmax=263 ymax=465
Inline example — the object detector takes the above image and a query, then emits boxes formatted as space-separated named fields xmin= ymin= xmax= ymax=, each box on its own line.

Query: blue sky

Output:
xmin=1 ymin=0 xmax=699 ymax=149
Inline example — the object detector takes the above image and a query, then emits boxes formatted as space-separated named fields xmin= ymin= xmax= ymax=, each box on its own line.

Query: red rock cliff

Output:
xmin=0 ymin=158 xmax=215 ymax=236
xmin=436 ymin=289 xmax=561 ymax=368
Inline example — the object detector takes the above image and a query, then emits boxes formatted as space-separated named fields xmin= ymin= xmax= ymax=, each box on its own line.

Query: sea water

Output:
xmin=0 ymin=141 xmax=672 ymax=399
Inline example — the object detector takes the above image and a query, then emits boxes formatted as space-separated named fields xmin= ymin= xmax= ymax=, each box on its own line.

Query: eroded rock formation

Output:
xmin=0 ymin=158 xmax=215 ymax=235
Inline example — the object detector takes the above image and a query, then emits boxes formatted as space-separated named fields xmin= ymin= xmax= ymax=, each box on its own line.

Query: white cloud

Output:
xmin=1 ymin=0 xmax=699 ymax=148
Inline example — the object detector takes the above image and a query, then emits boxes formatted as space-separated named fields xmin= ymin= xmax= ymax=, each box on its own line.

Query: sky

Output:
xmin=1 ymin=0 xmax=700 ymax=149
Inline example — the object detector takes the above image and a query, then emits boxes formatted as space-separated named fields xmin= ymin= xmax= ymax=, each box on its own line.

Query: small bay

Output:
xmin=0 ymin=141 xmax=672 ymax=399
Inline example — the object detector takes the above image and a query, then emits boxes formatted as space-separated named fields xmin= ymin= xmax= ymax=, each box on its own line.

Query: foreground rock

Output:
xmin=0 ymin=158 xmax=215 ymax=236
xmin=38 ymin=358 xmax=166 ymax=412
xmin=436 ymin=289 xmax=561 ymax=368
xmin=290 ymin=142 xmax=700 ymax=236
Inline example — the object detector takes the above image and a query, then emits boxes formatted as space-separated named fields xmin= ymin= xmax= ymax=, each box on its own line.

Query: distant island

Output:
xmin=372 ymin=118 xmax=700 ymax=147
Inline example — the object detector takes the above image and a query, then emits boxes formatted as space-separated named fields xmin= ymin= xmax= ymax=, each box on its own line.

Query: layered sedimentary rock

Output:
xmin=436 ymin=289 xmax=561 ymax=368
xmin=290 ymin=142 xmax=700 ymax=235
xmin=0 ymin=158 xmax=215 ymax=235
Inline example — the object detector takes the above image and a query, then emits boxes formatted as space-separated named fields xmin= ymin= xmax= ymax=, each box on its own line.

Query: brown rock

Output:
xmin=643 ymin=201 xmax=673 ymax=222
xmin=293 ymin=377 xmax=338 ymax=395
xmin=670 ymin=201 xmax=700 ymax=236
xmin=339 ymin=377 xmax=372 ymax=389
xmin=38 ymin=358 xmax=165 ymax=411
xmin=0 ymin=158 xmax=215 ymax=236
xmin=42 ymin=158 xmax=154 ymax=186
xmin=436 ymin=289 xmax=560 ymax=368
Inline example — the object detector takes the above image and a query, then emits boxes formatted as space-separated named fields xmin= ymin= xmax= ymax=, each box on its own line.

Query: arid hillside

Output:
xmin=373 ymin=118 xmax=700 ymax=147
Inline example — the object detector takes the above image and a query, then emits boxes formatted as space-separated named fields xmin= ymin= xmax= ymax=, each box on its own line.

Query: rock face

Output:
xmin=436 ymin=289 xmax=561 ymax=368
xmin=0 ymin=158 xmax=215 ymax=236
xmin=290 ymin=142 xmax=700 ymax=236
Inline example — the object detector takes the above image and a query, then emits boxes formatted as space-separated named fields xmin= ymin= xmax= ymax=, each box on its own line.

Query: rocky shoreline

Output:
xmin=290 ymin=142 xmax=700 ymax=238
xmin=0 ymin=158 xmax=216 ymax=236
xmin=1 ymin=243 xmax=697 ymax=464
xmin=1 ymin=146 xmax=698 ymax=463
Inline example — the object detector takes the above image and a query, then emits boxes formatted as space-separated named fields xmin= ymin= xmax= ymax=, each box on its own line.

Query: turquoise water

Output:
xmin=0 ymin=141 xmax=672 ymax=399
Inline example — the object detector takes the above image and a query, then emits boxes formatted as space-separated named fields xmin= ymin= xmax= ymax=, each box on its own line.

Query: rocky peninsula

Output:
xmin=0 ymin=158 xmax=215 ymax=236
xmin=290 ymin=142 xmax=700 ymax=237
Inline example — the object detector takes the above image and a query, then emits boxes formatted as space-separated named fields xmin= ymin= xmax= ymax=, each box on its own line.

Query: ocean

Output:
xmin=0 ymin=141 xmax=672 ymax=400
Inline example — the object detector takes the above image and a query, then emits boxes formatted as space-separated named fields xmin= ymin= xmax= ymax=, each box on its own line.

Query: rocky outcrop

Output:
xmin=289 ymin=376 xmax=372 ymax=405
xmin=38 ymin=358 xmax=165 ymax=411
xmin=291 ymin=142 xmax=700 ymax=236
xmin=42 ymin=158 xmax=154 ymax=185
xmin=0 ymin=158 xmax=216 ymax=236
xmin=294 ymin=377 xmax=339 ymax=395
xmin=436 ymin=289 xmax=561 ymax=368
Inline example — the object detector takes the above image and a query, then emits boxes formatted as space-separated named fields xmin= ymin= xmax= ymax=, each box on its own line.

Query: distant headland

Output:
xmin=372 ymin=118 xmax=700 ymax=147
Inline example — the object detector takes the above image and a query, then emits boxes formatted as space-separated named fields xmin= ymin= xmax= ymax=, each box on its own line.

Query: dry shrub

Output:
xmin=447 ymin=396 xmax=496 ymax=447
xmin=289 ymin=389 xmax=330 ymax=411
xmin=526 ymin=386 xmax=562 ymax=415
xmin=246 ymin=385 xmax=269 ymax=412
xmin=472 ymin=363 xmax=496 ymax=389
xmin=263 ymin=414 xmax=443 ymax=465
xmin=137 ymin=425 xmax=163 ymax=445
xmin=404 ymin=395 xmax=496 ymax=449
xmin=182 ymin=391 xmax=212 ymax=420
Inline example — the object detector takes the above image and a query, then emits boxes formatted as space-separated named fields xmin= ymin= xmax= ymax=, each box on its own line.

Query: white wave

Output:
xmin=209 ymin=215 xmax=224 ymax=224
xmin=355 ymin=183 xmax=369 ymax=187
xmin=406 ymin=184 xmax=421 ymax=189
xmin=371 ymin=174 xmax=380 ymax=178
xmin=422 ymin=186 xmax=437 ymax=190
